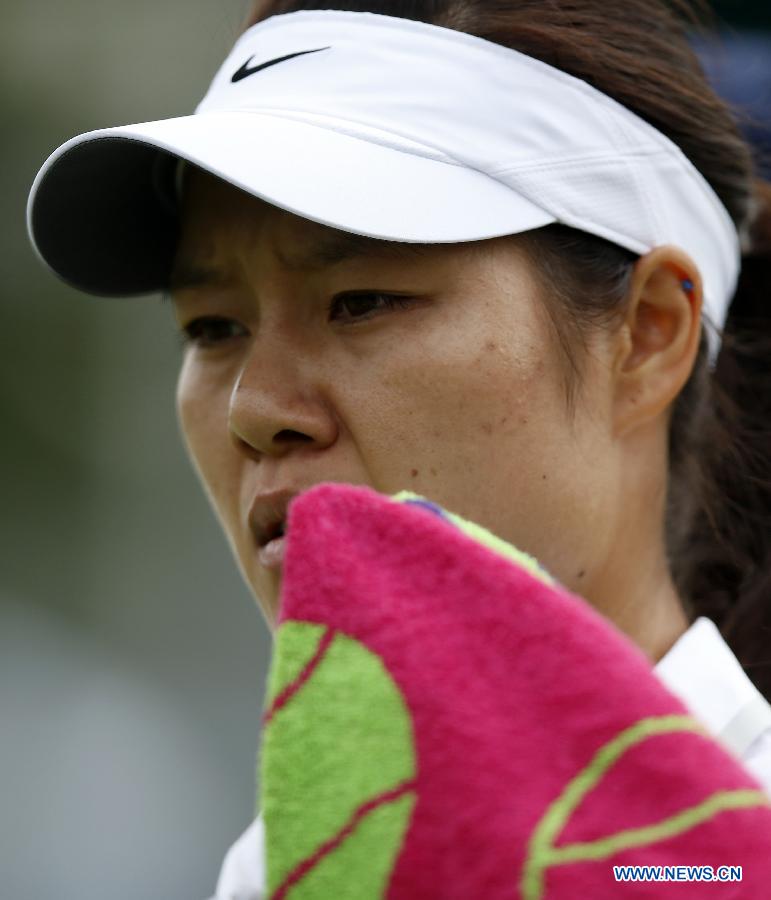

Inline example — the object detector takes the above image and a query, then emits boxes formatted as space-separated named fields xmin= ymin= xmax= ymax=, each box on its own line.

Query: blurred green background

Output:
xmin=2 ymin=2 xmax=769 ymax=899
xmin=1 ymin=3 xmax=269 ymax=898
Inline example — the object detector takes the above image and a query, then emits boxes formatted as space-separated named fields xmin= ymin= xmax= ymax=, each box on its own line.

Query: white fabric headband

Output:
xmin=27 ymin=9 xmax=740 ymax=366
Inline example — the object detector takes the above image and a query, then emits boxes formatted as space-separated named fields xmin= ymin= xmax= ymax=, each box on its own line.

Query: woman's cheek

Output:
xmin=176 ymin=360 xmax=228 ymax=471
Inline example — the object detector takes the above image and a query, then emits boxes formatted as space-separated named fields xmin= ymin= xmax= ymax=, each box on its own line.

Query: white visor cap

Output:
xmin=28 ymin=9 xmax=739 ymax=366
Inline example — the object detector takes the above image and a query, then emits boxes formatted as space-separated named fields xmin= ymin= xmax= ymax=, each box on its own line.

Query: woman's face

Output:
xmin=171 ymin=169 xmax=624 ymax=632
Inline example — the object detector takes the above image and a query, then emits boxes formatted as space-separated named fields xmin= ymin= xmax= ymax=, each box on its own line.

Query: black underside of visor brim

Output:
xmin=31 ymin=138 xmax=181 ymax=297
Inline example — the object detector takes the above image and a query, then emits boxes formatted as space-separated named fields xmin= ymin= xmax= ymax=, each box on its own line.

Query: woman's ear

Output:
xmin=611 ymin=245 xmax=704 ymax=439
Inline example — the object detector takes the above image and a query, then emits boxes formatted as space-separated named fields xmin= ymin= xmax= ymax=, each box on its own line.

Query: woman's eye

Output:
xmin=179 ymin=316 xmax=247 ymax=348
xmin=328 ymin=292 xmax=415 ymax=324
xmin=178 ymin=295 xmax=414 ymax=346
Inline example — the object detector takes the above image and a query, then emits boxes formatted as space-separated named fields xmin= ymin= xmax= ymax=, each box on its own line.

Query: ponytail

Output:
xmin=681 ymin=180 xmax=771 ymax=695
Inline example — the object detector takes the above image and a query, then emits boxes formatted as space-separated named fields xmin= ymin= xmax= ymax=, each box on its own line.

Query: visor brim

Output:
xmin=27 ymin=111 xmax=556 ymax=297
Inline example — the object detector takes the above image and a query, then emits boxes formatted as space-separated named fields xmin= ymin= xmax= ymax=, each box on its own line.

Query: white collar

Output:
xmin=655 ymin=616 xmax=771 ymax=757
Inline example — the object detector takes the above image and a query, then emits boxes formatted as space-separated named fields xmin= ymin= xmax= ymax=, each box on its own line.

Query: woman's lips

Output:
xmin=258 ymin=535 xmax=286 ymax=570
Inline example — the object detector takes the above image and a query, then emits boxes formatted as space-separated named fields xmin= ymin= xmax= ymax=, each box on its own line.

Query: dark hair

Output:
xmin=245 ymin=1 xmax=771 ymax=696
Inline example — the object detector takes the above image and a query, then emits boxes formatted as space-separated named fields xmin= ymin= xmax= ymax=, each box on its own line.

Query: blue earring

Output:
xmin=681 ymin=278 xmax=694 ymax=293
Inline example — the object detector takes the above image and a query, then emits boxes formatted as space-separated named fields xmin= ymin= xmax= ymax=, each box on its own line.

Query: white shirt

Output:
xmin=209 ymin=617 xmax=771 ymax=900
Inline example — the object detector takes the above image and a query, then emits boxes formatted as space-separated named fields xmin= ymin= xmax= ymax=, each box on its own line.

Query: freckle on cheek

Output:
xmin=485 ymin=340 xmax=498 ymax=352
xmin=481 ymin=422 xmax=492 ymax=435
xmin=577 ymin=569 xmax=586 ymax=578
xmin=411 ymin=468 xmax=419 ymax=478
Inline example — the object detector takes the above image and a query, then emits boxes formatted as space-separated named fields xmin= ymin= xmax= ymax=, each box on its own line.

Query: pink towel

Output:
xmin=258 ymin=483 xmax=771 ymax=898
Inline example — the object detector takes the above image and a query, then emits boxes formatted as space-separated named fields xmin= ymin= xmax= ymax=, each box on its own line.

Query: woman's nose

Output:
xmin=227 ymin=337 xmax=338 ymax=460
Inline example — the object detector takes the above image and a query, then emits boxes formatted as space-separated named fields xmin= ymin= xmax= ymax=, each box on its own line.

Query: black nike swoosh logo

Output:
xmin=231 ymin=46 xmax=331 ymax=83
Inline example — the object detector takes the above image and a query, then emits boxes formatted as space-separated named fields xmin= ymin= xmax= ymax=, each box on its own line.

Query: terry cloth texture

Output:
xmin=257 ymin=483 xmax=771 ymax=899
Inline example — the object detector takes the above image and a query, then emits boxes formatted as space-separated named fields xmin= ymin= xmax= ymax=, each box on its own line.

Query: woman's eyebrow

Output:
xmin=168 ymin=264 xmax=232 ymax=293
xmin=168 ymin=234 xmax=438 ymax=292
